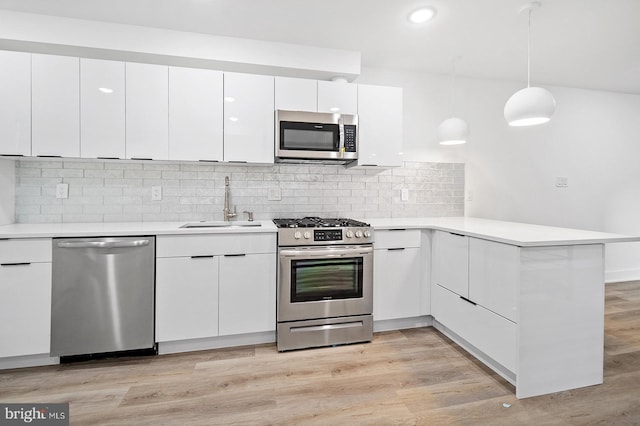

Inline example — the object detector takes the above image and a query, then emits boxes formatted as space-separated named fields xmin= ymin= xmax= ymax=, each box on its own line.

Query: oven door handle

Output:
xmin=279 ymin=246 xmax=373 ymax=258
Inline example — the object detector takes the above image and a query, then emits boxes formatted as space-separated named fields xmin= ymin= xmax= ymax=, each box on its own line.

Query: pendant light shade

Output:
xmin=439 ymin=57 xmax=469 ymax=145
xmin=437 ymin=117 xmax=469 ymax=145
xmin=505 ymin=1 xmax=555 ymax=127
xmin=504 ymin=86 xmax=556 ymax=126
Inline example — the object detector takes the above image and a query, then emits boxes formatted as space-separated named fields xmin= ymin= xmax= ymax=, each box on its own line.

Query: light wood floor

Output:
xmin=1 ymin=281 xmax=639 ymax=425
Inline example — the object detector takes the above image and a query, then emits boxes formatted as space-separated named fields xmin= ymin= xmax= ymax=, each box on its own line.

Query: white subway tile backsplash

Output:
xmin=14 ymin=160 xmax=464 ymax=223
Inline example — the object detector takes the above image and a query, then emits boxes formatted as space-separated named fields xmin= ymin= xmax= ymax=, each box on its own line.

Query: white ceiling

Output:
xmin=1 ymin=0 xmax=639 ymax=94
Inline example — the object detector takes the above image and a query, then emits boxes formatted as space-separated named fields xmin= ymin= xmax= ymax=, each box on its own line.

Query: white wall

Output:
xmin=0 ymin=158 xmax=15 ymax=225
xmin=357 ymin=66 xmax=640 ymax=282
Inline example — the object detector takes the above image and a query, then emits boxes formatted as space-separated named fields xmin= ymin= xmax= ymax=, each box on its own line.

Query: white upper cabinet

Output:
xmin=355 ymin=84 xmax=403 ymax=168
xmin=0 ymin=51 xmax=31 ymax=156
xmin=275 ymin=76 xmax=318 ymax=112
xmin=126 ymin=63 xmax=169 ymax=160
xmin=32 ymin=54 xmax=80 ymax=158
xmin=223 ymin=72 xmax=274 ymax=163
xmin=169 ymin=67 xmax=223 ymax=162
xmin=317 ymin=80 xmax=358 ymax=114
xmin=80 ymin=58 xmax=125 ymax=159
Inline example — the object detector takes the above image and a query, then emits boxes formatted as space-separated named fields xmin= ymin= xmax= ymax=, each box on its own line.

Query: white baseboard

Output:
xmin=373 ymin=316 xmax=432 ymax=333
xmin=605 ymin=269 xmax=640 ymax=283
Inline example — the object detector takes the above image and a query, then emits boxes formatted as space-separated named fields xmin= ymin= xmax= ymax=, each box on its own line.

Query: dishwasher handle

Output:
xmin=57 ymin=239 xmax=151 ymax=249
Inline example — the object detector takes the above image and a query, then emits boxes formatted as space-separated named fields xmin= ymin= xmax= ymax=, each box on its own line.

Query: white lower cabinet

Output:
xmin=156 ymin=256 xmax=219 ymax=342
xmin=0 ymin=239 xmax=52 ymax=358
xmin=373 ymin=230 xmax=422 ymax=320
xmin=219 ymin=253 xmax=276 ymax=335
xmin=433 ymin=284 xmax=516 ymax=372
xmin=155 ymin=233 xmax=276 ymax=342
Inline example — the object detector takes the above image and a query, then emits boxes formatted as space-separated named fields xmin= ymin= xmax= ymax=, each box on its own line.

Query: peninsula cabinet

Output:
xmin=431 ymin=229 xmax=605 ymax=399
xmin=125 ymin=62 xmax=169 ymax=160
xmin=223 ymin=72 xmax=275 ymax=164
xmin=169 ymin=67 xmax=223 ymax=162
xmin=373 ymin=229 xmax=422 ymax=321
xmin=0 ymin=239 xmax=52 ymax=359
xmin=0 ymin=50 xmax=31 ymax=157
xmin=80 ymin=58 xmax=126 ymax=159
xmin=31 ymin=54 xmax=80 ymax=158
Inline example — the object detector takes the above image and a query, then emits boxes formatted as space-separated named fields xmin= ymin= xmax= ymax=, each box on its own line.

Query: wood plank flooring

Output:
xmin=1 ymin=281 xmax=639 ymax=425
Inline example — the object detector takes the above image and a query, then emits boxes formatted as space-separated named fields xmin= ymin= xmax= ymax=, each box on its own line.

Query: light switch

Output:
xmin=56 ymin=183 xmax=69 ymax=199
xmin=268 ymin=187 xmax=282 ymax=201
xmin=555 ymin=176 xmax=569 ymax=188
xmin=401 ymin=188 xmax=409 ymax=201
xmin=151 ymin=186 xmax=162 ymax=201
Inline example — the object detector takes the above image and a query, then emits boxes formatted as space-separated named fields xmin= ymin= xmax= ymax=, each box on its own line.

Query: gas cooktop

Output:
xmin=273 ymin=217 xmax=373 ymax=246
xmin=273 ymin=217 xmax=370 ymax=229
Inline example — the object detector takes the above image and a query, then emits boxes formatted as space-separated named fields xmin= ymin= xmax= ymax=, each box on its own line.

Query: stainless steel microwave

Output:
xmin=275 ymin=110 xmax=358 ymax=163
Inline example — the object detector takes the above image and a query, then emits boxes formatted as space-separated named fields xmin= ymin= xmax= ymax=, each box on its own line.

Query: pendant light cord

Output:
xmin=527 ymin=8 xmax=531 ymax=88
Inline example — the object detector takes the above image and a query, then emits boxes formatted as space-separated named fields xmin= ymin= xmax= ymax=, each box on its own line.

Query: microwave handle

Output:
xmin=338 ymin=115 xmax=345 ymax=158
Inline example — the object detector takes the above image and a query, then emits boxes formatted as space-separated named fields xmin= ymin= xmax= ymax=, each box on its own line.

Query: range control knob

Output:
xmin=346 ymin=230 xmax=354 ymax=238
xmin=304 ymin=231 xmax=311 ymax=239
xmin=355 ymin=230 xmax=363 ymax=238
xmin=294 ymin=231 xmax=302 ymax=239
xmin=363 ymin=230 xmax=371 ymax=238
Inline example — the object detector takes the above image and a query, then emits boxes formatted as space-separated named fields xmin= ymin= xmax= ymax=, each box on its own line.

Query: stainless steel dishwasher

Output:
xmin=51 ymin=236 xmax=156 ymax=358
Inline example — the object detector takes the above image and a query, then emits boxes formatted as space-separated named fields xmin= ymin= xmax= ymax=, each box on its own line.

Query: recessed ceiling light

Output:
xmin=408 ymin=6 xmax=437 ymax=24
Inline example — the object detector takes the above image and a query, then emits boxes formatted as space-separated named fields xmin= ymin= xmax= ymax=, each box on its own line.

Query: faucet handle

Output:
xmin=243 ymin=211 xmax=254 ymax=222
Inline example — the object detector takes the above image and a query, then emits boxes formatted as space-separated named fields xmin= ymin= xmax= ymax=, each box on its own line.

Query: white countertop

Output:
xmin=0 ymin=220 xmax=277 ymax=238
xmin=0 ymin=217 xmax=638 ymax=247
xmin=365 ymin=217 xmax=640 ymax=247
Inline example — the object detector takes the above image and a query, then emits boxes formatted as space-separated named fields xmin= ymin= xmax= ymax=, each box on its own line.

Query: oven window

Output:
xmin=291 ymin=257 xmax=363 ymax=302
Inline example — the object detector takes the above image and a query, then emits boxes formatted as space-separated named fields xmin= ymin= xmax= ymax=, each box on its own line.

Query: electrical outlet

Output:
xmin=56 ymin=183 xmax=69 ymax=199
xmin=151 ymin=186 xmax=162 ymax=201
xmin=555 ymin=176 xmax=569 ymax=188
xmin=268 ymin=187 xmax=282 ymax=201
xmin=466 ymin=190 xmax=474 ymax=202
xmin=401 ymin=188 xmax=409 ymax=201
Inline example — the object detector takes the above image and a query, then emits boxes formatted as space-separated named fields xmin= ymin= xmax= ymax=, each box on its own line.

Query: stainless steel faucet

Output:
xmin=223 ymin=176 xmax=237 ymax=221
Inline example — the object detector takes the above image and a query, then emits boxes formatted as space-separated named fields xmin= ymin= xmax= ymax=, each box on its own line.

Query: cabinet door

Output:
xmin=0 ymin=263 xmax=51 ymax=358
xmin=219 ymin=253 xmax=276 ymax=335
xmin=0 ymin=50 xmax=31 ymax=156
xmin=275 ymin=77 xmax=317 ymax=112
xmin=469 ymin=238 xmax=519 ymax=322
xmin=357 ymin=84 xmax=403 ymax=167
xmin=156 ymin=256 xmax=219 ymax=342
xmin=317 ymin=80 xmax=357 ymax=114
xmin=432 ymin=231 xmax=469 ymax=297
xmin=126 ymin=63 xmax=169 ymax=160
xmin=223 ymin=72 xmax=274 ymax=163
xmin=80 ymin=58 xmax=125 ymax=159
xmin=32 ymin=54 xmax=80 ymax=157
xmin=169 ymin=67 xmax=223 ymax=162
xmin=373 ymin=247 xmax=421 ymax=320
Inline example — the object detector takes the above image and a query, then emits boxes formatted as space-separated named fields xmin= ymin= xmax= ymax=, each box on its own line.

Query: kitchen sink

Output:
xmin=179 ymin=221 xmax=261 ymax=228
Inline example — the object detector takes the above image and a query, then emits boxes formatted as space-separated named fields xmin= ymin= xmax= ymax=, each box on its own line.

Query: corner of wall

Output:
xmin=0 ymin=158 xmax=16 ymax=225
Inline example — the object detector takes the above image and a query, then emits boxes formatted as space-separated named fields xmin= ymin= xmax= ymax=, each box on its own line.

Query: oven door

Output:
xmin=277 ymin=245 xmax=373 ymax=322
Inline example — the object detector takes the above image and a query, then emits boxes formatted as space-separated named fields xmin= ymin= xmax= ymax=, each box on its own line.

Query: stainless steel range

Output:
xmin=274 ymin=217 xmax=374 ymax=351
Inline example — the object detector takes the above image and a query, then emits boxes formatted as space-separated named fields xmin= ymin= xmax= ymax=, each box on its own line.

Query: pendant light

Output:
xmin=504 ymin=1 xmax=556 ymax=127
xmin=438 ymin=58 xmax=469 ymax=145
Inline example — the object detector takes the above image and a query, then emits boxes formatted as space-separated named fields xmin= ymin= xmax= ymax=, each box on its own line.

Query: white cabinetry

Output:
xmin=223 ymin=72 xmax=274 ymax=163
xmin=0 ymin=51 xmax=31 ymax=156
xmin=219 ymin=252 xmax=276 ymax=335
xmin=373 ymin=230 xmax=422 ymax=321
xmin=275 ymin=77 xmax=317 ymax=112
xmin=156 ymin=256 xmax=219 ymax=342
xmin=432 ymin=231 xmax=468 ymax=296
xmin=0 ymin=239 xmax=52 ymax=358
xmin=80 ymin=58 xmax=125 ymax=159
xmin=353 ymin=84 xmax=403 ymax=168
xmin=317 ymin=80 xmax=357 ymax=114
xmin=126 ymin=62 xmax=169 ymax=160
xmin=32 ymin=54 xmax=80 ymax=158
xmin=156 ymin=232 xmax=277 ymax=343
xmin=169 ymin=67 xmax=223 ymax=162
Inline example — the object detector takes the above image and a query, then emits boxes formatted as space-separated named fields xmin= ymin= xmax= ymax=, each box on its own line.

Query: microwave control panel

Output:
xmin=344 ymin=125 xmax=357 ymax=152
